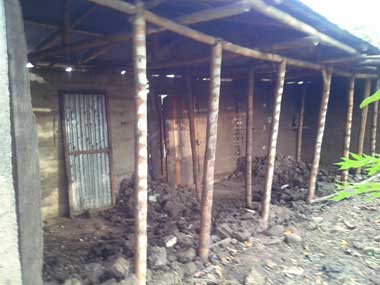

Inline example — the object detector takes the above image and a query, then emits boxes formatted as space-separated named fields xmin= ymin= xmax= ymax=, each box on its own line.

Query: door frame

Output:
xmin=59 ymin=90 xmax=114 ymax=216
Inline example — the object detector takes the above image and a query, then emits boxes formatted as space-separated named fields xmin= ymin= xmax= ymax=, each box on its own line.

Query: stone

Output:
xmin=245 ymin=267 xmax=265 ymax=285
xmin=176 ymin=232 xmax=193 ymax=248
xmin=216 ymin=223 xmax=235 ymax=239
xmin=100 ymin=279 xmax=118 ymax=285
xmin=148 ymin=246 xmax=167 ymax=268
xmin=150 ymin=270 xmax=182 ymax=285
xmin=182 ymin=262 xmax=198 ymax=277
xmin=84 ymin=262 xmax=105 ymax=283
xmin=285 ymin=233 xmax=302 ymax=245
xmin=119 ymin=274 xmax=137 ymax=285
xmin=322 ymin=263 xmax=345 ymax=278
xmin=233 ymin=230 xmax=251 ymax=242
xmin=266 ymin=225 xmax=284 ymax=237
xmin=283 ymin=266 xmax=304 ymax=276
xmin=63 ymin=278 xmax=82 ymax=285
xmin=108 ymin=256 xmax=130 ymax=279
xmin=164 ymin=235 xmax=177 ymax=248
xmin=170 ymin=261 xmax=185 ymax=279
xmin=177 ymin=248 xmax=196 ymax=263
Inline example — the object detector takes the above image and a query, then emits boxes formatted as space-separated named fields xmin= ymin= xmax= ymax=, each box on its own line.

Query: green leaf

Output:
xmin=360 ymin=90 xmax=380 ymax=109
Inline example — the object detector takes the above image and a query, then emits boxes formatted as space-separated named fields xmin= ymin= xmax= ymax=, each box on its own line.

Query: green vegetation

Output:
xmin=332 ymin=89 xmax=380 ymax=201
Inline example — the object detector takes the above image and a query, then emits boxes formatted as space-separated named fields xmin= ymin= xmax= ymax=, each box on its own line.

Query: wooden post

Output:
xmin=306 ymin=68 xmax=333 ymax=203
xmin=186 ymin=76 xmax=201 ymax=200
xmin=261 ymin=61 xmax=286 ymax=229
xmin=132 ymin=4 xmax=149 ymax=285
xmin=245 ymin=69 xmax=255 ymax=208
xmin=296 ymin=84 xmax=306 ymax=161
xmin=370 ymin=78 xmax=380 ymax=155
xmin=355 ymin=78 xmax=371 ymax=174
xmin=199 ymin=41 xmax=223 ymax=260
xmin=341 ymin=76 xmax=356 ymax=182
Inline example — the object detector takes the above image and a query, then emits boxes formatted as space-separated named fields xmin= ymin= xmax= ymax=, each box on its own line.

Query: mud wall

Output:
xmin=303 ymin=77 xmax=377 ymax=165
xmin=150 ymin=76 xmax=302 ymax=185
xmin=32 ymin=70 xmax=135 ymax=219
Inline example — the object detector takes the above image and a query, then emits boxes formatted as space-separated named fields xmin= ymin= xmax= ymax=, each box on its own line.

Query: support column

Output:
xmin=370 ymin=79 xmax=380 ymax=155
xmin=341 ymin=76 xmax=355 ymax=182
xmin=296 ymin=83 xmax=306 ymax=161
xmin=245 ymin=69 xmax=255 ymax=208
xmin=186 ymin=76 xmax=201 ymax=200
xmin=306 ymin=68 xmax=333 ymax=203
xmin=356 ymin=78 xmax=371 ymax=174
xmin=132 ymin=5 xmax=149 ymax=285
xmin=199 ymin=41 xmax=223 ymax=260
xmin=261 ymin=61 xmax=286 ymax=229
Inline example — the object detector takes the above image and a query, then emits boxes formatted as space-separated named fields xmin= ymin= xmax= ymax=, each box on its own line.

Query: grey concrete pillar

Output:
xmin=0 ymin=0 xmax=43 ymax=284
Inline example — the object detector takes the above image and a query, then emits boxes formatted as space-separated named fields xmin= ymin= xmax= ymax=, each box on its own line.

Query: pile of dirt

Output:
xmin=228 ymin=155 xmax=338 ymax=204
xmin=233 ymin=155 xmax=336 ymax=188
xmin=43 ymin=178 xmax=304 ymax=284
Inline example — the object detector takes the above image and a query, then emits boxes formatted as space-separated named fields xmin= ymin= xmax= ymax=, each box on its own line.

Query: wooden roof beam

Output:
xmin=85 ymin=0 xmax=377 ymax=78
xmin=261 ymin=36 xmax=320 ymax=52
xmin=35 ymin=4 xmax=99 ymax=51
xmin=245 ymin=0 xmax=359 ymax=55
xmin=24 ymin=18 xmax=103 ymax=38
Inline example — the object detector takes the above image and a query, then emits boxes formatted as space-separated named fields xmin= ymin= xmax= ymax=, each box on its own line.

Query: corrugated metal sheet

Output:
xmin=63 ymin=93 xmax=112 ymax=212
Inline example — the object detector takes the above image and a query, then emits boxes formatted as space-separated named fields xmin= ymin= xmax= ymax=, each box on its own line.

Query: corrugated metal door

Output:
xmin=62 ymin=92 xmax=112 ymax=214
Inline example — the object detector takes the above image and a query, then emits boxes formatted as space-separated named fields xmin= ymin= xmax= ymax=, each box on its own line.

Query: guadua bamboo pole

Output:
xmin=370 ymin=78 xmax=380 ymax=155
xmin=296 ymin=84 xmax=306 ymax=161
xmin=186 ymin=76 xmax=201 ymax=201
xmin=132 ymin=5 xmax=149 ymax=285
xmin=341 ymin=76 xmax=356 ymax=182
xmin=261 ymin=61 xmax=287 ymax=230
xmin=199 ymin=41 xmax=223 ymax=261
xmin=245 ymin=69 xmax=255 ymax=208
xmin=355 ymin=79 xmax=372 ymax=174
xmin=246 ymin=0 xmax=358 ymax=55
xmin=306 ymin=68 xmax=333 ymax=203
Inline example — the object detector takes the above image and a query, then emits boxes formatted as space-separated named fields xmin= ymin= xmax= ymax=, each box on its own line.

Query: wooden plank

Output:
xmin=199 ymin=41 xmax=223 ymax=261
xmin=186 ymin=76 xmax=201 ymax=200
xmin=245 ymin=69 xmax=255 ymax=208
xmin=306 ymin=68 xmax=333 ymax=203
xmin=355 ymin=79 xmax=371 ymax=174
xmin=341 ymin=76 xmax=355 ymax=182
xmin=261 ymin=61 xmax=286 ymax=230
xmin=296 ymin=83 xmax=306 ymax=161
xmin=370 ymin=79 xmax=380 ymax=155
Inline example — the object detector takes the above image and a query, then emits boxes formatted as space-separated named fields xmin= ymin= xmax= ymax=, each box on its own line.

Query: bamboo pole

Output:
xmin=33 ymin=0 xmax=376 ymax=79
xmin=370 ymin=78 xmax=380 ymax=155
xmin=296 ymin=84 xmax=306 ymax=161
xmin=306 ymin=68 xmax=333 ymax=203
xmin=262 ymin=36 xmax=319 ymax=52
xmin=132 ymin=5 xmax=149 ymax=284
xmin=186 ymin=76 xmax=201 ymax=200
xmin=246 ymin=0 xmax=358 ymax=55
xmin=355 ymin=79 xmax=372 ymax=174
xmin=199 ymin=41 xmax=223 ymax=261
xmin=261 ymin=61 xmax=287 ymax=230
xmin=341 ymin=76 xmax=356 ymax=182
xmin=245 ymin=69 xmax=255 ymax=208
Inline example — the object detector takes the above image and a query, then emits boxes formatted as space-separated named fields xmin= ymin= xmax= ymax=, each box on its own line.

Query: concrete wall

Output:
xmin=32 ymin=70 xmax=135 ymax=219
xmin=1 ymin=0 xmax=43 ymax=283
xmin=0 ymin=1 xmax=23 ymax=282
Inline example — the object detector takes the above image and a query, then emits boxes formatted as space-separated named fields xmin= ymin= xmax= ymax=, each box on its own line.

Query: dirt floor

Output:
xmin=43 ymin=156 xmax=380 ymax=285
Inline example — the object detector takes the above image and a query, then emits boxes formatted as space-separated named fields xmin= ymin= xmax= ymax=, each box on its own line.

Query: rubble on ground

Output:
xmin=229 ymin=155 xmax=338 ymax=204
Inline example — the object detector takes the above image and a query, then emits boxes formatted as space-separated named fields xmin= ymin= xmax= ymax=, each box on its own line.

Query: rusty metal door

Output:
xmin=61 ymin=92 xmax=112 ymax=214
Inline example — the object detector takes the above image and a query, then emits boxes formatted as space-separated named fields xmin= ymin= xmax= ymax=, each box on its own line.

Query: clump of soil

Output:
xmin=44 ymin=167 xmax=378 ymax=285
